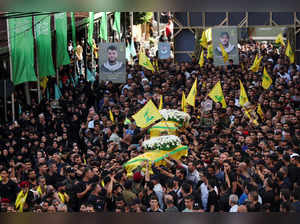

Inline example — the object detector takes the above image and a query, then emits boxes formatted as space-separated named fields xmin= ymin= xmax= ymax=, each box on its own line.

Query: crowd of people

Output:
xmin=0 ymin=38 xmax=300 ymax=213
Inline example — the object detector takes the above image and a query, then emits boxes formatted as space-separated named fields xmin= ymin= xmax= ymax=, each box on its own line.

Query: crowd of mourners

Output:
xmin=0 ymin=37 xmax=300 ymax=213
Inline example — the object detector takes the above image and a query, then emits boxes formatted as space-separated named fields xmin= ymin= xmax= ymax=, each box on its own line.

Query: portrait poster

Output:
xmin=212 ymin=27 xmax=239 ymax=66
xmin=99 ymin=42 xmax=126 ymax=83
xmin=158 ymin=42 xmax=171 ymax=59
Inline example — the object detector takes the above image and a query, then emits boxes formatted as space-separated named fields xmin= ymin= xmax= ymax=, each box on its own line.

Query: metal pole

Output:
xmin=130 ymin=12 xmax=134 ymax=43
xmin=33 ymin=16 xmax=41 ymax=103
xmin=6 ymin=19 xmax=15 ymax=121
xmin=54 ymin=14 xmax=59 ymax=85
xmin=4 ymin=80 xmax=7 ymax=122
xmin=157 ymin=12 xmax=160 ymax=38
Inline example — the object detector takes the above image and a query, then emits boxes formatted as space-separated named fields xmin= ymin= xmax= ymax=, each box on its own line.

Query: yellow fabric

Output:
xmin=15 ymin=190 xmax=28 ymax=212
xmin=285 ymin=41 xmax=294 ymax=64
xmin=208 ymin=81 xmax=227 ymax=108
xmin=139 ymin=52 xmax=155 ymax=71
xmin=257 ymin=104 xmax=264 ymax=120
xmin=250 ymin=55 xmax=263 ymax=73
xmin=58 ymin=192 xmax=68 ymax=204
xmin=0 ymin=176 xmax=2 ymax=181
xmin=239 ymin=80 xmax=249 ymax=107
xmin=275 ymin=33 xmax=285 ymax=46
xmin=132 ymin=100 xmax=162 ymax=128
xmin=262 ymin=67 xmax=273 ymax=89
xmin=199 ymin=50 xmax=204 ymax=67
xmin=200 ymin=30 xmax=208 ymax=49
xmin=202 ymin=81 xmax=206 ymax=88
xmin=109 ymin=109 xmax=115 ymax=123
xmin=219 ymin=44 xmax=228 ymax=63
xmin=153 ymin=59 xmax=159 ymax=71
xmin=244 ymin=107 xmax=259 ymax=126
xmin=207 ymin=44 xmax=213 ymax=59
xmin=124 ymin=145 xmax=188 ymax=176
xmin=40 ymin=77 xmax=48 ymax=90
xmin=149 ymin=121 xmax=179 ymax=138
xmin=93 ymin=42 xmax=99 ymax=59
xmin=205 ymin=28 xmax=212 ymax=42
xmin=181 ymin=91 xmax=187 ymax=112
xmin=159 ymin=95 xmax=163 ymax=110
xmin=37 ymin=185 xmax=43 ymax=197
xmin=186 ymin=78 xmax=197 ymax=107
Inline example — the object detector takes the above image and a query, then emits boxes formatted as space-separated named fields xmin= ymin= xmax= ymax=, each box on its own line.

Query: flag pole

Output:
xmin=130 ymin=12 xmax=133 ymax=44
xmin=32 ymin=16 xmax=41 ymax=104
xmin=6 ymin=18 xmax=15 ymax=121
xmin=54 ymin=14 xmax=59 ymax=85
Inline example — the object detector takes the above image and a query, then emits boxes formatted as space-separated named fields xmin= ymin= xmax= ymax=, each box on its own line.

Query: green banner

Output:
xmin=35 ymin=15 xmax=55 ymax=77
xmin=99 ymin=12 xmax=108 ymax=41
xmin=70 ymin=12 xmax=76 ymax=50
xmin=8 ymin=17 xmax=37 ymax=85
xmin=112 ymin=12 xmax=121 ymax=38
xmin=55 ymin=13 xmax=70 ymax=67
xmin=88 ymin=12 xmax=94 ymax=47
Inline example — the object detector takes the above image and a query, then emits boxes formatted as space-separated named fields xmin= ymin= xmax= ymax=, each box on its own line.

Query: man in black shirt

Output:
xmin=87 ymin=183 xmax=106 ymax=212
xmin=0 ymin=168 xmax=19 ymax=203
xmin=74 ymin=167 xmax=94 ymax=211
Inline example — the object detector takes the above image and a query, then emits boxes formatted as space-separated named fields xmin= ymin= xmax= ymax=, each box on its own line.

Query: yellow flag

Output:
xmin=257 ymin=104 xmax=264 ymax=120
xmin=250 ymin=55 xmax=263 ymax=73
xmin=159 ymin=95 xmax=163 ymax=110
xmin=205 ymin=28 xmax=212 ymax=42
xmin=262 ymin=67 xmax=273 ymax=89
xmin=198 ymin=50 xmax=205 ymax=67
xmin=208 ymin=81 xmax=227 ymax=108
xmin=239 ymin=80 xmax=249 ymax=107
xmin=132 ymin=100 xmax=162 ymax=128
xmin=15 ymin=190 xmax=28 ymax=212
xmin=275 ymin=33 xmax=285 ymax=46
xmin=139 ymin=52 xmax=155 ymax=71
xmin=153 ymin=59 xmax=159 ymax=71
xmin=202 ymin=81 xmax=206 ymax=88
xmin=200 ymin=30 xmax=208 ymax=48
xmin=207 ymin=44 xmax=213 ymax=59
xmin=243 ymin=107 xmax=259 ymax=126
xmin=40 ymin=77 xmax=48 ymax=90
xmin=219 ymin=44 xmax=228 ymax=63
xmin=285 ymin=40 xmax=294 ymax=64
xmin=186 ymin=78 xmax=197 ymax=107
xmin=181 ymin=91 xmax=187 ymax=112
xmin=109 ymin=109 xmax=115 ymax=123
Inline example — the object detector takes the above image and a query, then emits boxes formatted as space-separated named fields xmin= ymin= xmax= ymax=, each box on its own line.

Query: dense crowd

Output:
xmin=0 ymin=39 xmax=300 ymax=213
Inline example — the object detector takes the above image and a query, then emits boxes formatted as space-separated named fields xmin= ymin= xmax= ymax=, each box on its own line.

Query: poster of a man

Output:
xmin=215 ymin=32 xmax=237 ymax=56
xmin=99 ymin=43 xmax=126 ymax=83
xmin=212 ymin=27 xmax=239 ymax=66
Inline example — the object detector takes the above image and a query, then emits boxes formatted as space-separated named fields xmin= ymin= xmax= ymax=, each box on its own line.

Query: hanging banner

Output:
xmin=35 ymin=15 xmax=55 ymax=77
xmin=158 ymin=42 xmax=171 ymax=60
xmin=8 ymin=17 xmax=37 ymax=85
xmin=99 ymin=42 xmax=126 ymax=83
xmin=212 ymin=27 xmax=239 ymax=66
xmin=55 ymin=13 xmax=70 ymax=67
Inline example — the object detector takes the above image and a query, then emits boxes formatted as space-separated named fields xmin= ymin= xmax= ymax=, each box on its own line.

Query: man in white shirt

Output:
xmin=200 ymin=172 xmax=209 ymax=211
xmin=229 ymin=194 xmax=239 ymax=212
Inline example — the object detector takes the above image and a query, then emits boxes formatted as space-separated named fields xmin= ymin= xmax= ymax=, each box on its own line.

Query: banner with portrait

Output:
xmin=158 ymin=42 xmax=171 ymax=59
xmin=99 ymin=42 xmax=126 ymax=83
xmin=212 ymin=27 xmax=239 ymax=66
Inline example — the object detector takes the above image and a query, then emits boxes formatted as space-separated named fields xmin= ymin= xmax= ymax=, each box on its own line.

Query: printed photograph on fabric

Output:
xmin=99 ymin=42 xmax=126 ymax=83
xmin=212 ymin=27 xmax=239 ymax=66
xmin=158 ymin=42 xmax=171 ymax=60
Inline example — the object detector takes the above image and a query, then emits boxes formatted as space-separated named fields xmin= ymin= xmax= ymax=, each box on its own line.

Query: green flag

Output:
xmin=55 ymin=84 xmax=62 ymax=100
xmin=112 ymin=12 xmax=121 ymax=38
xmin=8 ymin=17 xmax=37 ymax=85
xmin=35 ymin=15 xmax=55 ymax=77
xmin=87 ymin=12 xmax=94 ymax=47
xmin=70 ymin=12 xmax=76 ymax=50
xmin=99 ymin=12 xmax=108 ymax=41
xmin=87 ymin=68 xmax=95 ymax=82
xmin=130 ymin=38 xmax=136 ymax=57
xmin=55 ymin=13 xmax=70 ymax=67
